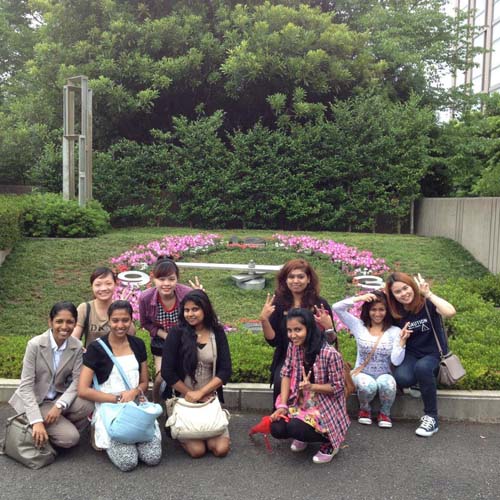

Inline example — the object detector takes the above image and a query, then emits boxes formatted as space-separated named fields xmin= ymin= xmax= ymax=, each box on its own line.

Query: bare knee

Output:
xmin=207 ymin=437 xmax=230 ymax=457
xmin=182 ymin=440 xmax=207 ymax=458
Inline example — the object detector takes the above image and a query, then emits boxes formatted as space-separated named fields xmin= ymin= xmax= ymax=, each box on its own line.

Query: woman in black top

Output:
xmin=162 ymin=290 xmax=232 ymax=458
xmin=259 ymin=258 xmax=335 ymax=406
xmin=385 ymin=272 xmax=456 ymax=438
xmin=78 ymin=300 xmax=162 ymax=471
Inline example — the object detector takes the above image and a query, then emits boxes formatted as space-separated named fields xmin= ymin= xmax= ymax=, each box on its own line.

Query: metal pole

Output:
xmin=78 ymin=135 xmax=86 ymax=206
xmin=86 ymin=89 xmax=93 ymax=201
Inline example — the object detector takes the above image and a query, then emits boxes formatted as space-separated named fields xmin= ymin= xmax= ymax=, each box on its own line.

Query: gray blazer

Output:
xmin=9 ymin=329 xmax=84 ymax=424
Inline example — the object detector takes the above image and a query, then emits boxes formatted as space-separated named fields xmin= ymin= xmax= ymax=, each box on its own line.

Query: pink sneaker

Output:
xmin=290 ymin=440 xmax=308 ymax=452
xmin=312 ymin=444 xmax=339 ymax=464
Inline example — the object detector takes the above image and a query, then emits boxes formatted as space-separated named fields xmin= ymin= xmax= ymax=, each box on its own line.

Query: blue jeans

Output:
xmin=393 ymin=353 xmax=440 ymax=420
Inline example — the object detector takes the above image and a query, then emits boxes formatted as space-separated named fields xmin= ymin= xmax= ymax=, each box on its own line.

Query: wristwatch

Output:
xmin=115 ymin=395 xmax=122 ymax=403
xmin=55 ymin=401 xmax=64 ymax=410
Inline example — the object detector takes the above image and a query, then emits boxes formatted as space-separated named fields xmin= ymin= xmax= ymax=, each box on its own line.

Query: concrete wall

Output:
xmin=416 ymin=197 xmax=500 ymax=274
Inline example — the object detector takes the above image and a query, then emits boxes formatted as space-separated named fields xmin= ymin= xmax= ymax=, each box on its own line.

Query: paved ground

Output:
xmin=0 ymin=403 xmax=498 ymax=500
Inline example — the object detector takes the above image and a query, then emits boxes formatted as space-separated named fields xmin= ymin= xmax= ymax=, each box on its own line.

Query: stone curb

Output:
xmin=2 ymin=379 xmax=499 ymax=423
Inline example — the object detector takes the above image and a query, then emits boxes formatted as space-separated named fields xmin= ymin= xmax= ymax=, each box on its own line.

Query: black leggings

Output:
xmin=272 ymin=361 xmax=284 ymax=408
xmin=270 ymin=418 xmax=328 ymax=443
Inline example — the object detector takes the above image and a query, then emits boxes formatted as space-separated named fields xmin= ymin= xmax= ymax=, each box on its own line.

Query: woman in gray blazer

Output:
xmin=9 ymin=302 xmax=94 ymax=449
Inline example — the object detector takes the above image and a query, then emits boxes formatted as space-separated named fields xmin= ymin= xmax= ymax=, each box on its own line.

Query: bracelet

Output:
xmin=276 ymin=403 xmax=288 ymax=410
xmin=324 ymin=328 xmax=335 ymax=334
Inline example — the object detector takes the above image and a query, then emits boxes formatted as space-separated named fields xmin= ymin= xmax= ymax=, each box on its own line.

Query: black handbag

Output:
xmin=0 ymin=413 xmax=57 ymax=469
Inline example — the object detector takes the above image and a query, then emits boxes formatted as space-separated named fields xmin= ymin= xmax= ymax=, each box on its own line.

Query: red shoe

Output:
xmin=377 ymin=412 xmax=393 ymax=428
xmin=358 ymin=409 xmax=372 ymax=425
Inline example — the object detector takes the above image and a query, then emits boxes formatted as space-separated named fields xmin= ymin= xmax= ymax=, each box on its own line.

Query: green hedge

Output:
xmin=0 ymin=193 xmax=111 ymax=246
xmin=0 ymin=195 xmax=29 ymax=250
xmin=434 ymin=279 xmax=500 ymax=390
xmin=22 ymin=193 xmax=110 ymax=238
xmin=1 ymin=277 xmax=498 ymax=388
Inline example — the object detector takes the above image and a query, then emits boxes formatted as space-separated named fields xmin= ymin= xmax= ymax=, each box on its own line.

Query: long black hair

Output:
xmin=177 ymin=290 xmax=223 ymax=383
xmin=286 ymin=308 xmax=325 ymax=366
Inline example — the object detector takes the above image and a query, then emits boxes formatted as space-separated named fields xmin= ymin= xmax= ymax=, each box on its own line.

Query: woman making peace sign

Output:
xmin=269 ymin=308 xmax=349 ymax=464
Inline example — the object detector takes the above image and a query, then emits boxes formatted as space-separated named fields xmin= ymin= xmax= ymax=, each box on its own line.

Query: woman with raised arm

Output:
xmin=269 ymin=308 xmax=349 ymax=464
xmin=385 ymin=272 xmax=456 ymax=437
xmin=162 ymin=290 xmax=232 ymax=458
xmin=78 ymin=300 xmax=162 ymax=471
xmin=10 ymin=302 xmax=93 ymax=452
xmin=259 ymin=259 xmax=335 ymax=406
xmin=72 ymin=267 xmax=135 ymax=347
xmin=139 ymin=256 xmax=202 ymax=401
xmin=332 ymin=291 xmax=409 ymax=428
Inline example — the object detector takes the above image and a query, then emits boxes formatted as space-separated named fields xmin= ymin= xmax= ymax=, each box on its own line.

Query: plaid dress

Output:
xmin=281 ymin=342 xmax=350 ymax=448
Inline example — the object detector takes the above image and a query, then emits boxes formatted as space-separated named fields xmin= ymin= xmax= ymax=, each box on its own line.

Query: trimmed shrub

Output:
xmin=473 ymin=274 xmax=500 ymax=307
xmin=0 ymin=335 xmax=27 ymax=378
xmin=228 ymin=330 xmax=273 ymax=383
xmin=22 ymin=193 xmax=110 ymax=237
xmin=435 ymin=281 xmax=500 ymax=389
xmin=0 ymin=195 xmax=29 ymax=250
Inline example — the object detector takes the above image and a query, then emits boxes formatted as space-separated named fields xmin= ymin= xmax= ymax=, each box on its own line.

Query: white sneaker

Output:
xmin=415 ymin=415 xmax=439 ymax=437
xmin=408 ymin=385 xmax=421 ymax=398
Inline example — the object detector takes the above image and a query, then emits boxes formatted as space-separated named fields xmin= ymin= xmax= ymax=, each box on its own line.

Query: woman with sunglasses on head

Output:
xmin=269 ymin=308 xmax=349 ymax=464
xmin=72 ymin=267 xmax=136 ymax=347
xmin=385 ymin=272 xmax=456 ymax=437
xmin=138 ymin=256 xmax=202 ymax=401
xmin=78 ymin=300 xmax=162 ymax=471
xmin=259 ymin=259 xmax=335 ymax=406
xmin=332 ymin=291 xmax=409 ymax=428
xmin=162 ymin=290 xmax=232 ymax=458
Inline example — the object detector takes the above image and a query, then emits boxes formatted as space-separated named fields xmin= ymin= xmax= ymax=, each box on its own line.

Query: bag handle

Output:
xmin=94 ymin=338 xmax=132 ymax=391
xmin=424 ymin=301 xmax=445 ymax=358
xmin=171 ymin=331 xmax=218 ymax=403
xmin=0 ymin=413 xmax=30 ymax=455
xmin=352 ymin=333 xmax=384 ymax=377
xmin=82 ymin=302 xmax=91 ymax=347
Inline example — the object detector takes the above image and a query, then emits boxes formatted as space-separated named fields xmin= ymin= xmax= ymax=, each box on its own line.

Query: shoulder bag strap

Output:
xmin=83 ymin=302 xmax=91 ymax=347
xmin=210 ymin=332 xmax=217 ymax=379
xmin=352 ymin=333 xmax=384 ymax=376
xmin=96 ymin=338 xmax=132 ymax=390
xmin=424 ymin=301 xmax=444 ymax=358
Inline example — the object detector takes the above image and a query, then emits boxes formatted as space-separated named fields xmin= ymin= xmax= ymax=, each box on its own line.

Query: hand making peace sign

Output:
xmin=259 ymin=293 xmax=276 ymax=322
xmin=299 ymin=365 xmax=313 ymax=392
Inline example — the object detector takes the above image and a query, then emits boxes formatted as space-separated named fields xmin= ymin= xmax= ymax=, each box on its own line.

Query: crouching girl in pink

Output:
xmin=270 ymin=308 xmax=349 ymax=464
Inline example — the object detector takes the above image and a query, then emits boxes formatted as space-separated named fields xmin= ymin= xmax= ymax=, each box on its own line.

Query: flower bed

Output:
xmin=110 ymin=233 xmax=387 ymax=325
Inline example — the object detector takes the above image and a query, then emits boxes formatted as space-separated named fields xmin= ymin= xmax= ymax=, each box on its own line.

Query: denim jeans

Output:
xmin=393 ymin=353 xmax=440 ymax=420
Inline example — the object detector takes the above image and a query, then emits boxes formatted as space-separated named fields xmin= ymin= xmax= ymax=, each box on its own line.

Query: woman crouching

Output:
xmin=270 ymin=308 xmax=349 ymax=464
xmin=78 ymin=300 xmax=162 ymax=471
xmin=162 ymin=290 xmax=232 ymax=458
xmin=9 ymin=302 xmax=94 ymax=452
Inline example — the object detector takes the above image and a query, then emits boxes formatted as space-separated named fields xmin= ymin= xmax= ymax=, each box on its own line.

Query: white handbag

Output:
xmin=165 ymin=396 xmax=230 ymax=439
xmin=165 ymin=333 xmax=230 ymax=440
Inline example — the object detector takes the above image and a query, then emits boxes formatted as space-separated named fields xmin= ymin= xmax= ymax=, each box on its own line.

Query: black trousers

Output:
xmin=270 ymin=418 xmax=328 ymax=443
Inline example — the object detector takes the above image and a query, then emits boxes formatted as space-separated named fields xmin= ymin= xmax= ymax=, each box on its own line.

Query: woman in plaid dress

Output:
xmin=270 ymin=308 xmax=350 ymax=464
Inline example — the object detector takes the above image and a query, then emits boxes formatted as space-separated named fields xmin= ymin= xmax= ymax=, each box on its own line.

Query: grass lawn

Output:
xmin=0 ymin=227 xmax=496 ymax=387
xmin=0 ymin=227 xmax=487 ymax=336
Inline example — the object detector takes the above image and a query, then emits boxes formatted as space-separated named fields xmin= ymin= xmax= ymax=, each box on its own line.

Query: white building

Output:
xmin=453 ymin=0 xmax=500 ymax=93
